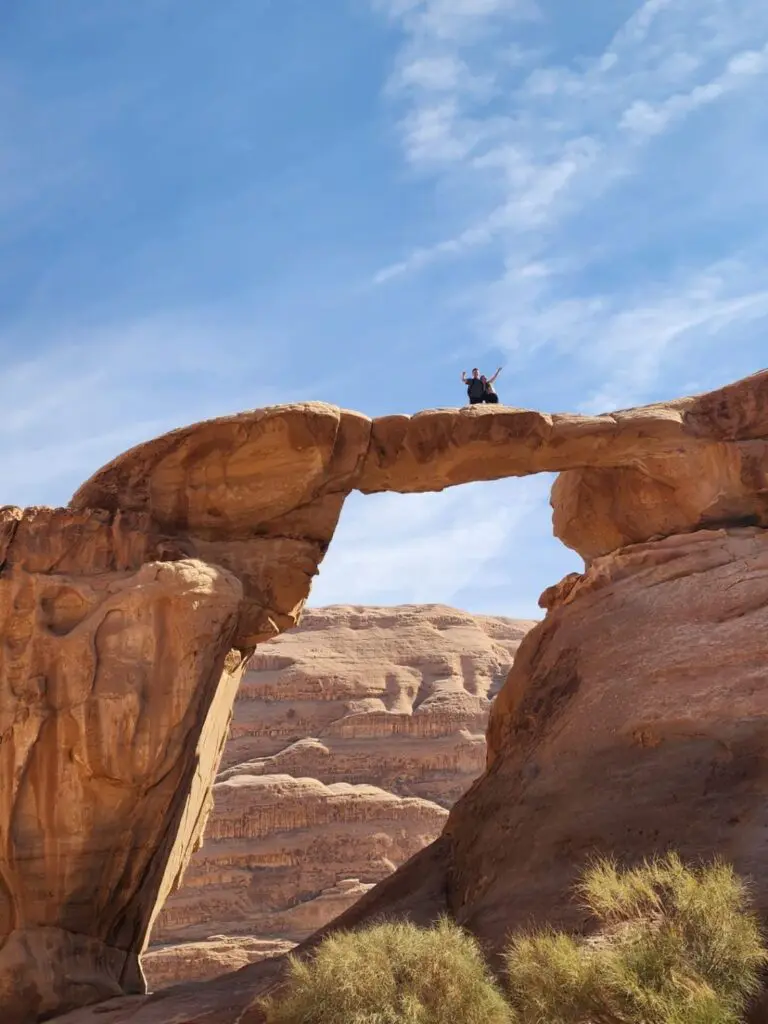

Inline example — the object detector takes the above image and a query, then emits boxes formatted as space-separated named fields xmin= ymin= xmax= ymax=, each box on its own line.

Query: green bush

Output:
xmin=262 ymin=916 xmax=512 ymax=1024
xmin=264 ymin=855 xmax=765 ymax=1024
xmin=504 ymin=853 xmax=766 ymax=1024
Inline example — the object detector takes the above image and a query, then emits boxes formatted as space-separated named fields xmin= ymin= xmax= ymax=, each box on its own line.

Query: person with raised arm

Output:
xmin=481 ymin=368 xmax=502 ymax=404
xmin=461 ymin=366 xmax=502 ymax=405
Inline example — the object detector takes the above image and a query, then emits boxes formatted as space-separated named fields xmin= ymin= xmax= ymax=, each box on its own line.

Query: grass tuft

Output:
xmin=263 ymin=915 xmax=512 ymax=1024
xmin=264 ymin=854 xmax=765 ymax=1024
xmin=505 ymin=853 xmax=767 ymax=1024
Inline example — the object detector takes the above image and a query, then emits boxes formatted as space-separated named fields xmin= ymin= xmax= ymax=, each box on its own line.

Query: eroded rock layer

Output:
xmin=141 ymin=936 xmax=294 ymax=991
xmin=145 ymin=605 xmax=532 ymax=986
xmin=0 ymin=509 xmax=245 ymax=1022
xmin=224 ymin=605 xmax=532 ymax=803
xmin=153 ymin=775 xmax=444 ymax=944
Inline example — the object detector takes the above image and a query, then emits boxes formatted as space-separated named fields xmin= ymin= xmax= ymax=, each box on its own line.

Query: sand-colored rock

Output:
xmin=72 ymin=371 xmax=768 ymax=566
xmin=323 ymin=526 xmax=768 ymax=954
xmin=452 ymin=526 xmax=768 ymax=943
xmin=152 ymin=774 xmax=445 ymax=946
xmin=142 ymin=605 xmax=530 ymax=988
xmin=142 ymin=937 xmax=294 ymax=991
xmin=0 ymin=508 xmax=244 ymax=1022
xmin=223 ymin=605 xmax=533 ymax=804
xmin=71 ymin=405 xmax=372 ymax=647
xmin=53 ymin=530 xmax=768 ymax=1022
xmin=10 ymin=368 xmax=768 ymax=1023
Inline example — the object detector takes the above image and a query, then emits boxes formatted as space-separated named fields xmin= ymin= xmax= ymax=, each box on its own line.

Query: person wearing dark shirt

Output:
xmin=462 ymin=367 xmax=486 ymax=404
xmin=461 ymin=366 xmax=502 ymax=404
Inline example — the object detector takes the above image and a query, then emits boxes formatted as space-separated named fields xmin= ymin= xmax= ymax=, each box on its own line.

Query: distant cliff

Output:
xmin=143 ymin=604 xmax=533 ymax=986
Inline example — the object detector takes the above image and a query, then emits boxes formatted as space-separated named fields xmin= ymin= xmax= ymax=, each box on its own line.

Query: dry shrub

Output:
xmin=505 ymin=853 xmax=767 ymax=1024
xmin=264 ymin=855 xmax=765 ymax=1024
xmin=262 ymin=916 xmax=511 ymax=1024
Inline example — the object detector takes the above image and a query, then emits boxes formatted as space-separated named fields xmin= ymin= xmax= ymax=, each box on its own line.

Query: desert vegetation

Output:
xmin=263 ymin=916 xmax=511 ymax=1024
xmin=264 ymin=854 xmax=766 ymax=1024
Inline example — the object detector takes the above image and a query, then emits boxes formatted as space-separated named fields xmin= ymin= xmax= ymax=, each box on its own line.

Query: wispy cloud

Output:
xmin=479 ymin=257 xmax=768 ymax=411
xmin=371 ymin=0 xmax=768 ymax=409
xmin=619 ymin=42 xmax=768 ymax=136
xmin=308 ymin=475 xmax=562 ymax=616
xmin=0 ymin=310 xmax=334 ymax=507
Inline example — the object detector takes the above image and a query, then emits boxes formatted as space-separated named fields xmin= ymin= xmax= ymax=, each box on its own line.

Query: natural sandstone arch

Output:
xmin=2 ymin=370 xmax=768 ymax=1022
xmin=71 ymin=366 xmax=768 ymax=585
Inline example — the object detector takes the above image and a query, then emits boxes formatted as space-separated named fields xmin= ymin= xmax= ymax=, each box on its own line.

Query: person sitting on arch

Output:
xmin=461 ymin=366 xmax=502 ymax=405
xmin=480 ymin=373 xmax=499 ymax=404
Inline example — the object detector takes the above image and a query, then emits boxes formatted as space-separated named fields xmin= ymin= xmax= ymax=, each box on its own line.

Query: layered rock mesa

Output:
xmin=223 ymin=605 xmax=532 ymax=805
xmin=144 ymin=605 xmax=532 ymax=986
xmin=145 ymin=776 xmax=444 ymax=985
xmin=3 ymin=369 xmax=768 ymax=1023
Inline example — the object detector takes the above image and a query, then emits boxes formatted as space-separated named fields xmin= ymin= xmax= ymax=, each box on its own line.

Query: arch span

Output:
xmin=71 ymin=368 xmax=768 ymax=647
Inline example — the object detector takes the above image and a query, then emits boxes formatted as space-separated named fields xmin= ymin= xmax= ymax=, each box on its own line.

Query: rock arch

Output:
xmin=2 ymin=370 xmax=768 ymax=1021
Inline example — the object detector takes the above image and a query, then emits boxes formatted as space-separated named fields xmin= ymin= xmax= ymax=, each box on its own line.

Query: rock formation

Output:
xmin=4 ymin=369 xmax=768 ymax=1023
xmin=150 ymin=775 xmax=443 ymax=941
xmin=144 ymin=605 xmax=532 ymax=987
xmin=141 ymin=935 xmax=294 ymax=992
xmin=0 ymin=509 xmax=245 ymax=1022
xmin=223 ymin=605 xmax=531 ymax=804
xmin=324 ymin=525 xmax=768 ymax=953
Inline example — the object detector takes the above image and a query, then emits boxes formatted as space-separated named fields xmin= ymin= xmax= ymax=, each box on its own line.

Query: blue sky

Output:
xmin=2 ymin=0 xmax=767 ymax=619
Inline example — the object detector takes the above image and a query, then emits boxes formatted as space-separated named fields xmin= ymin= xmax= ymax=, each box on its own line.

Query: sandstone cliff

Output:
xmin=144 ymin=605 xmax=532 ymax=987
xmin=151 ymin=775 xmax=443 ymax=942
xmin=224 ymin=605 xmax=531 ymax=805
xmin=5 ymin=369 xmax=768 ymax=1024
xmin=0 ymin=509 xmax=245 ymax=1021
xmin=321 ymin=525 xmax=768 ymax=952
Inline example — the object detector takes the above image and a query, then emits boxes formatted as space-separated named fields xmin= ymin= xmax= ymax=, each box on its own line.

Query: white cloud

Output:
xmin=370 ymin=0 xmax=768 ymax=410
xmin=376 ymin=3 xmax=768 ymax=270
xmin=397 ymin=54 xmax=466 ymax=91
xmin=619 ymin=43 xmax=768 ymax=136
xmin=476 ymin=257 xmax=768 ymax=412
xmin=375 ymin=0 xmax=538 ymax=42
xmin=308 ymin=476 xmax=555 ymax=614
xmin=0 ymin=311 xmax=333 ymax=507
xmin=400 ymin=100 xmax=481 ymax=164
xmin=391 ymin=53 xmax=493 ymax=96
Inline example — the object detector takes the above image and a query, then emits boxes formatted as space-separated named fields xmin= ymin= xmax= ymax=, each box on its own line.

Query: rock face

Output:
xmin=144 ymin=605 xmax=532 ymax=986
xmin=324 ymin=526 xmax=768 ymax=956
xmin=70 ymin=405 xmax=373 ymax=649
xmin=5 ymin=369 xmax=768 ymax=1023
xmin=223 ymin=605 xmax=531 ymax=804
xmin=0 ymin=508 xmax=245 ymax=1022
xmin=152 ymin=775 xmax=444 ymax=943
xmin=141 ymin=936 xmax=294 ymax=991
xmin=459 ymin=526 xmax=768 ymax=942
